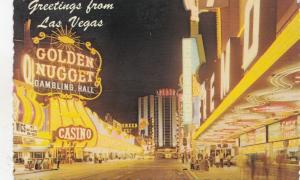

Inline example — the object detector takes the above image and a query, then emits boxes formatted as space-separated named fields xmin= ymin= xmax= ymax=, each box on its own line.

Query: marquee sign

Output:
xmin=240 ymin=127 xmax=266 ymax=147
xmin=13 ymin=121 xmax=38 ymax=137
xmin=196 ymin=0 xmax=276 ymax=122
xmin=21 ymin=27 xmax=103 ymax=100
xmin=56 ymin=125 xmax=93 ymax=141
xmin=268 ymin=116 xmax=299 ymax=142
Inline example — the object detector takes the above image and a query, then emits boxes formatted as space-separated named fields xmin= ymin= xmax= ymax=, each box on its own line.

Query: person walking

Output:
xmin=220 ymin=152 xmax=224 ymax=168
xmin=204 ymin=155 xmax=210 ymax=171
xmin=209 ymin=155 xmax=214 ymax=167
xmin=250 ymin=154 xmax=256 ymax=180
xmin=226 ymin=154 xmax=232 ymax=167
xmin=276 ymin=152 xmax=284 ymax=180
xmin=262 ymin=153 xmax=270 ymax=180
xmin=237 ymin=154 xmax=247 ymax=180
xmin=215 ymin=153 xmax=220 ymax=168
xmin=56 ymin=153 xmax=61 ymax=169
xmin=190 ymin=154 xmax=196 ymax=170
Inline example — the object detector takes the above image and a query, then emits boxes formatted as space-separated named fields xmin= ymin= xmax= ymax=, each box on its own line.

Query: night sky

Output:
xmin=13 ymin=0 xmax=189 ymax=123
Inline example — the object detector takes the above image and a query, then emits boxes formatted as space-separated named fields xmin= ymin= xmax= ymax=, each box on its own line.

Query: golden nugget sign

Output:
xmin=56 ymin=126 xmax=93 ymax=141
xmin=22 ymin=28 xmax=102 ymax=100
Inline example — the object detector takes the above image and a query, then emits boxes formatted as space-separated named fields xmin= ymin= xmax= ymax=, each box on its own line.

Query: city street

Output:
xmin=15 ymin=159 xmax=192 ymax=180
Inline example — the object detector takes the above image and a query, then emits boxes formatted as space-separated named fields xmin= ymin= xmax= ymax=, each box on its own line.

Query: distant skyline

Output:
xmin=13 ymin=0 xmax=189 ymax=123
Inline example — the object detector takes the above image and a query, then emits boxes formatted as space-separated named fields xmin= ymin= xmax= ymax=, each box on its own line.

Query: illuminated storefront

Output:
xmin=13 ymin=21 xmax=142 ymax=167
xmin=182 ymin=0 xmax=300 ymax=176
xmin=13 ymin=81 xmax=51 ymax=163
xmin=13 ymin=81 xmax=142 ymax=163
xmin=85 ymin=108 xmax=142 ymax=160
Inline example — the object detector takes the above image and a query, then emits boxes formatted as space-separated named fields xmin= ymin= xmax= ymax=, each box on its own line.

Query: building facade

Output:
xmin=182 ymin=0 xmax=300 ymax=178
xmin=12 ymin=20 xmax=143 ymax=170
xmin=138 ymin=89 xmax=178 ymax=149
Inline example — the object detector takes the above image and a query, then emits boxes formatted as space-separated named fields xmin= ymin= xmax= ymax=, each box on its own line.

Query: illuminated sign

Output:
xmin=183 ymin=0 xmax=199 ymax=21
xmin=197 ymin=0 xmax=276 ymax=121
xmin=183 ymin=38 xmax=202 ymax=124
xmin=193 ymin=5 xmax=300 ymax=140
xmin=240 ymin=127 xmax=266 ymax=147
xmin=242 ymin=0 xmax=276 ymax=70
xmin=13 ymin=136 xmax=23 ymax=144
xmin=122 ymin=123 xmax=138 ymax=128
xmin=56 ymin=125 xmax=93 ymax=141
xmin=220 ymin=40 xmax=231 ymax=99
xmin=182 ymin=39 xmax=194 ymax=125
xmin=200 ymin=82 xmax=207 ymax=120
xmin=13 ymin=121 xmax=38 ymax=137
xmin=268 ymin=116 xmax=299 ymax=142
xmin=21 ymin=29 xmax=103 ymax=100
xmin=156 ymin=89 xmax=176 ymax=96
xmin=209 ymin=73 xmax=215 ymax=112
xmin=242 ymin=0 xmax=261 ymax=70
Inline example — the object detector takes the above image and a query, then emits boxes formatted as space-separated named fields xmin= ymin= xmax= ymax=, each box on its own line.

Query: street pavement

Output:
xmin=14 ymin=159 xmax=299 ymax=180
xmin=190 ymin=165 xmax=299 ymax=180
xmin=190 ymin=166 xmax=241 ymax=180
xmin=15 ymin=159 xmax=192 ymax=180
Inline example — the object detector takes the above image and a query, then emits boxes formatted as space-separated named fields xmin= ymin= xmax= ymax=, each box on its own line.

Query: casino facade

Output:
xmin=13 ymin=20 xmax=142 ymax=166
xmin=182 ymin=0 xmax=300 ymax=178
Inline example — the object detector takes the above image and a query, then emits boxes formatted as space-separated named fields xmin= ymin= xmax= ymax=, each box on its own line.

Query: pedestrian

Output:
xmin=57 ymin=153 xmax=61 ymax=169
xmin=181 ymin=153 xmax=184 ymax=163
xmin=185 ymin=152 xmax=188 ymax=163
xmin=204 ymin=155 xmax=209 ymax=171
xmin=190 ymin=154 xmax=195 ymax=169
xmin=198 ymin=153 xmax=203 ymax=160
xmin=215 ymin=153 xmax=220 ymax=168
xmin=262 ymin=153 xmax=270 ymax=180
xmin=220 ymin=152 xmax=224 ymax=168
xmin=226 ymin=154 xmax=231 ymax=167
xmin=276 ymin=152 xmax=284 ymax=180
xmin=236 ymin=154 xmax=247 ymax=180
xmin=209 ymin=155 xmax=214 ymax=167
xmin=249 ymin=154 xmax=256 ymax=180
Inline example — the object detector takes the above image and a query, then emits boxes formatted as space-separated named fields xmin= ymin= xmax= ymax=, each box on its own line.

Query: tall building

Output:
xmin=138 ymin=89 xmax=178 ymax=149
xmin=138 ymin=95 xmax=154 ymax=138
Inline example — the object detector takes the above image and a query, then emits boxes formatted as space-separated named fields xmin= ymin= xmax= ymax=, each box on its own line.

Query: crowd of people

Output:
xmin=181 ymin=152 xmax=234 ymax=171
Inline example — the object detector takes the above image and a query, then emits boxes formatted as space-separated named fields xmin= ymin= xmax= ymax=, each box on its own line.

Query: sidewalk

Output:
xmin=14 ymin=159 xmax=135 ymax=175
xmin=14 ymin=164 xmax=58 ymax=175
xmin=186 ymin=166 xmax=241 ymax=180
xmin=186 ymin=165 xmax=299 ymax=180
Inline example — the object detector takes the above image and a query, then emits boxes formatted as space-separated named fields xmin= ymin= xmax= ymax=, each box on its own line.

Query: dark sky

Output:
xmin=13 ymin=0 xmax=189 ymax=123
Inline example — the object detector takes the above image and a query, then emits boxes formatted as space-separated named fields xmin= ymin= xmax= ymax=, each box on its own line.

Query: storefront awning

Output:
xmin=193 ymin=12 xmax=300 ymax=142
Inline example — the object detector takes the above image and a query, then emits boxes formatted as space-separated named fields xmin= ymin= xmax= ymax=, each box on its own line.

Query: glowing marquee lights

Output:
xmin=220 ymin=40 xmax=231 ymax=99
xmin=23 ymin=48 xmax=95 ymax=82
xmin=196 ymin=0 xmax=274 ymax=123
xmin=56 ymin=125 xmax=93 ymax=141
xmin=242 ymin=0 xmax=260 ymax=70
xmin=21 ymin=27 xmax=103 ymax=100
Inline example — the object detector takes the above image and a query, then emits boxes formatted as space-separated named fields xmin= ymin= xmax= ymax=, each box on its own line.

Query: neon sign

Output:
xmin=56 ymin=125 xmax=93 ymax=141
xmin=21 ymin=28 xmax=103 ymax=100
xmin=198 ymin=0 xmax=276 ymax=121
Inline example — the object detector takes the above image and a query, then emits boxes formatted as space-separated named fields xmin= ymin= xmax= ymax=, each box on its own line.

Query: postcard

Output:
xmin=12 ymin=0 xmax=300 ymax=179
